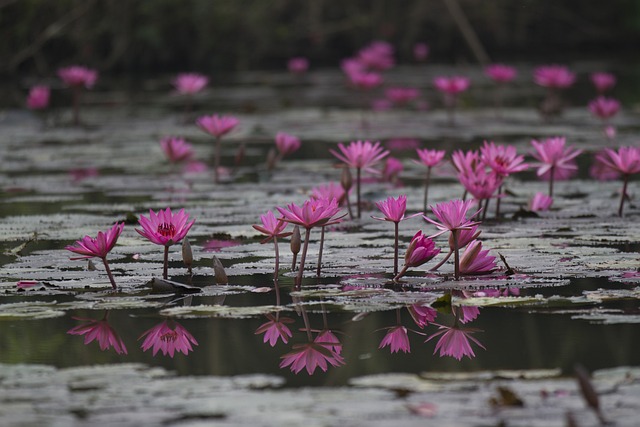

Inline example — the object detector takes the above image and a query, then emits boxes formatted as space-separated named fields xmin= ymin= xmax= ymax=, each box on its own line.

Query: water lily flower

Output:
xmin=173 ymin=72 xmax=208 ymax=95
xmin=480 ymin=141 xmax=529 ymax=177
xmin=599 ymin=146 xmax=640 ymax=216
xmin=373 ymin=195 xmax=421 ymax=275
xmin=139 ymin=319 xmax=198 ymax=357
xmin=66 ymin=222 xmax=124 ymax=289
xmin=136 ymin=208 xmax=195 ymax=279
xmin=26 ymin=85 xmax=50 ymax=110
xmin=196 ymin=114 xmax=240 ymax=183
xmin=426 ymin=323 xmax=485 ymax=361
xmin=255 ymin=314 xmax=294 ymax=346
xmin=393 ymin=231 xmax=440 ymax=282
xmin=253 ymin=210 xmax=292 ymax=281
xmin=58 ymin=65 xmax=98 ymax=125
xmin=357 ymin=40 xmax=395 ymax=70
xmin=589 ymin=150 xmax=620 ymax=181
xmin=414 ymin=148 xmax=446 ymax=212
xmin=311 ymin=182 xmax=347 ymax=206
xmin=160 ymin=136 xmax=194 ymax=164
xmin=315 ymin=330 xmax=342 ymax=355
xmin=280 ymin=341 xmax=345 ymax=375
xmin=379 ymin=326 xmax=410 ymax=353
xmin=590 ymin=72 xmax=616 ymax=94
xmin=413 ymin=42 xmax=429 ymax=62
xmin=530 ymin=137 xmax=582 ymax=197
xmin=459 ymin=240 xmax=497 ymax=275
xmin=485 ymin=64 xmax=517 ymax=83
xmin=424 ymin=199 xmax=482 ymax=280
xmin=67 ymin=312 xmax=127 ymax=354
xmin=433 ymin=76 xmax=470 ymax=125
xmin=533 ymin=65 xmax=575 ymax=89
xmin=431 ymin=225 xmax=481 ymax=272
xmin=458 ymin=169 xmax=503 ymax=217
xmin=528 ymin=192 xmax=553 ymax=212
xmin=385 ymin=87 xmax=420 ymax=106
xmin=407 ymin=304 xmax=438 ymax=328
xmin=330 ymin=140 xmax=389 ymax=218
xmin=349 ymin=71 xmax=383 ymax=90
xmin=275 ymin=132 xmax=301 ymax=158
xmin=288 ymin=57 xmax=309 ymax=74
xmin=588 ymin=96 xmax=620 ymax=121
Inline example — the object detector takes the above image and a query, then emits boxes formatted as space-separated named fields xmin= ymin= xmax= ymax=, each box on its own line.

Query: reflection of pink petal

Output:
xmin=132 ymin=253 xmax=141 ymax=260
xmin=407 ymin=402 xmax=437 ymax=417
xmin=17 ymin=280 xmax=39 ymax=289
xmin=69 ymin=167 xmax=99 ymax=182
xmin=251 ymin=287 xmax=272 ymax=293
xmin=203 ymin=239 xmax=241 ymax=252
xmin=621 ymin=271 xmax=640 ymax=278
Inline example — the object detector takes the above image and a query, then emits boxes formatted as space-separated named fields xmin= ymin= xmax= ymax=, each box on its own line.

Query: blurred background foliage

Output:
xmin=1 ymin=0 xmax=640 ymax=78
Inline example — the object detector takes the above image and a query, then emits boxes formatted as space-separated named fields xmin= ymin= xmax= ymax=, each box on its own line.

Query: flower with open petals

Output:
xmin=599 ymin=146 xmax=640 ymax=176
xmin=480 ymin=141 xmax=529 ymax=177
xmin=426 ymin=323 xmax=485 ymax=360
xmin=485 ymin=64 xmax=517 ymax=83
xmin=458 ymin=168 xmax=503 ymax=201
xmin=528 ymin=192 xmax=553 ymax=212
xmin=66 ymin=223 xmax=124 ymax=260
xmin=590 ymin=72 xmax=616 ymax=93
xmin=196 ymin=114 xmax=239 ymax=138
xmin=588 ymin=97 xmax=620 ymax=120
xmin=415 ymin=148 xmax=446 ymax=168
xmin=280 ymin=342 xmax=345 ymax=375
xmin=404 ymin=231 xmax=440 ymax=268
xmin=252 ymin=210 xmax=292 ymax=243
xmin=330 ymin=140 xmax=389 ymax=171
xmin=349 ymin=71 xmax=383 ymax=90
xmin=311 ymin=182 xmax=347 ymax=205
xmin=315 ymin=330 xmax=342 ymax=355
xmin=385 ymin=87 xmax=420 ymax=105
xmin=139 ymin=319 xmax=198 ymax=357
xmin=173 ymin=72 xmax=208 ymax=95
xmin=379 ymin=326 xmax=410 ymax=353
xmin=255 ymin=314 xmax=294 ymax=346
xmin=58 ymin=65 xmax=98 ymax=88
xmin=459 ymin=240 xmax=497 ymax=275
xmin=533 ymin=65 xmax=575 ymax=89
xmin=424 ymin=199 xmax=482 ymax=238
xmin=530 ymin=137 xmax=582 ymax=178
xmin=276 ymin=198 xmax=342 ymax=230
xmin=160 ymin=137 xmax=194 ymax=163
xmin=275 ymin=132 xmax=301 ymax=156
xmin=136 ymin=207 xmax=195 ymax=247
xmin=26 ymin=85 xmax=50 ymax=110
xmin=67 ymin=314 xmax=127 ymax=354
xmin=408 ymin=304 xmax=438 ymax=328
xmin=373 ymin=195 xmax=419 ymax=223
xmin=433 ymin=76 xmax=470 ymax=95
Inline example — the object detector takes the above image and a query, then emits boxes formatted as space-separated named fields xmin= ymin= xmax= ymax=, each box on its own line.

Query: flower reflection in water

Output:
xmin=139 ymin=318 xmax=198 ymax=358
xmin=280 ymin=342 xmax=345 ymax=375
xmin=255 ymin=313 xmax=294 ymax=346
xmin=67 ymin=311 xmax=127 ymax=355
xmin=427 ymin=322 xmax=485 ymax=360
xmin=379 ymin=325 xmax=411 ymax=353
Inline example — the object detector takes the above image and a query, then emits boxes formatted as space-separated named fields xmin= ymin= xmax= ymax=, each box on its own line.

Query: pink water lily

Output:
xmin=379 ymin=326 xmax=410 ymax=353
xmin=255 ymin=314 xmax=294 ymax=346
xmin=480 ymin=141 xmax=529 ymax=177
xmin=311 ymin=182 xmax=347 ymax=205
xmin=431 ymin=225 xmax=481 ymax=272
xmin=160 ymin=137 xmax=194 ymax=163
xmin=588 ymin=96 xmax=620 ymax=121
xmin=426 ymin=323 xmax=485 ymax=361
xmin=315 ymin=330 xmax=342 ymax=355
xmin=408 ymin=304 xmax=438 ymax=328
xmin=58 ymin=65 xmax=98 ymax=125
xmin=253 ymin=210 xmax=292 ymax=281
xmin=485 ymin=64 xmax=517 ymax=83
xmin=385 ymin=87 xmax=420 ymax=105
xmin=530 ymin=137 xmax=582 ymax=197
xmin=528 ymin=192 xmax=553 ymax=212
xmin=67 ymin=313 xmax=127 ymax=354
xmin=415 ymin=148 xmax=446 ymax=212
xmin=433 ymin=76 xmax=470 ymax=95
xmin=459 ymin=240 xmax=497 ymax=275
xmin=139 ymin=319 xmax=198 ymax=358
xmin=280 ymin=342 xmax=345 ymax=375
xmin=599 ymin=146 xmax=640 ymax=216
xmin=533 ymin=65 xmax=575 ymax=89
xmin=275 ymin=132 xmax=301 ymax=157
xmin=26 ymin=85 xmax=50 ymax=110
xmin=173 ymin=72 xmax=208 ymax=95
xmin=349 ymin=71 xmax=383 ymax=90
xmin=590 ymin=72 xmax=616 ymax=94
xmin=393 ymin=231 xmax=440 ymax=282
xmin=196 ymin=114 xmax=240 ymax=183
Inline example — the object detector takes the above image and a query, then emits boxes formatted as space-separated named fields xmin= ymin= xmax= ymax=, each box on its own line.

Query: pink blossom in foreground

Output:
xmin=485 ymin=64 xmax=517 ymax=83
xmin=136 ymin=207 xmax=195 ymax=246
xmin=385 ymin=87 xmax=420 ymax=105
xmin=588 ymin=96 xmax=620 ymax=120
xmin=58 ymin=65 xmax=98 ymax=88
xmin=403 ymin=231 xmax=440 ymax=268
xmin=315 ymin=330 xmax=342 ymax=355
xmin=160 ymin=137 xmax=194 ymax=163
xmin=530 ymin=137 xmax=582 ymax=180
xmin=275 ymin=132 xmax=301 ymax=156
xmin=433 ymin=76 xmax=470 ymax=95
xmin=415 ymin=148 xmax=446 ymax=168
xmin=590 ymin=72 xmax=616 ymax=94
xmin=255 ymin=314 xmax=294 ymax=346
xmin=408 ymin=304 xmax=438 ymax=328
xmin=288 ymin=57 xmax=309 ymax=74
xmin=280 ymin=342 xmax=345 ymax=375
xmin=68 ymin=314 xmax=127 ymax=354
xmin=426 ymin=323 xmax=485 ymax=360
xmin=173 ymin=73 xmax=208 ymax=95
xmin=276 ymin=197 xmax=342 ymax=230
xmin=330 ymin=140 xmax=389 ymax=171
xmin=26 ymin=85 xmax=50 ymax=110
xmin=413 ymin=42 xmax=429 ymax=61
xmin=533 ymin=65 xmax=575 ymax=89
xmin=424 ymin=199 xmax=482 ymax=238
xmin=196 ymin=114 xmax=239 ymax=138
xmin=252 ymin=210 xmax=292 ymax=243
xmin=66 ymin=222 xmax=124 ymax=260
xmin=379 ymin=326 xmax=410 ymax=353
xmin=459 ymin=240 xmax=497 ymax=275
xmin=528 ymin=192 xmax=554 ymax=212
xmin=480 ymin=141 xmax=529 ymax=177
xmin=139 ymin=319 xmax=198 ymax=357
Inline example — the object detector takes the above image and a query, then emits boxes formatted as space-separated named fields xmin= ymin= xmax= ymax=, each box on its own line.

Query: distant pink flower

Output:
xmin=459 ymin=240 xmax=496 ymax=275
xmin=588 ymin=97 xmax=620 ymax=120
xmin=385 ymin=87 xmax=420 ymax=105
xmin=330 ymin=140 xmax=389 ymax=171
xmin=276 ymin=197 xmax=342 ymax=230
xmin=311 ymin=182 xmax=347 ymax=205
xmin=160 ymin=137 xmax=193 ymax=163
xmin=382 ymin=157 xmax=403 ymax=184
xmin=426 ymin=323 xmax=485 ymax=360
xmin=139 ymin=319 xmax=198 ymax=357
xmin=68 ymin=314 xmax=127 ymax=354
xmin=371 ymin=98 xmax=393 ymax=111
xmin=66 ymin=222 xmax=124 ymax=260
xmin=184 ymin=160 xmax=208 ymax=174
xmin=275 ymin=132 xmax=301 ymax=156
xmin=408 ymin=304 xmax=437 ymax=328
xmin=451 ymin=149 xmax=481 ymax=177
xmin=590 ymin=72 xmax=616 ymax=94
xmin=349 ymin=71 xmax=383 ymax=90
xmin=528 ymin=192 xmax=553 ymax=211
xmin=69 ymin=167 xmax=99 ymax=182
xmin=485 ymin=64 xmax=517 ymax=83
xmin=480 ymin=141 xmax=529 ymax=177
xmin=424 ymin=199 xmax=482 ymax=238
xmin=173 ymin=73 xmax=208 ymax=95
xmin=413 ymin=42 xmax=429 ymax=61
xmin=604 ymin=125 xmax=617 ymax=140
xmin=252 ymin=210 xmax=292 ymax=243
xmin=280 ymin=342 xmax=345 ymax=375
xmin=458 ymin=168 xmax=503 ymax=201
xmin=415 ymin=148 xmax=446 ymax=168
xmin=315 ymin=330 xmax=342 ymax=355
xmin=196 ymin=114 xmax=239 ymax=138
xmin=357 ymin=41 xmax=395 ymax=70
xmin=26 ymin=85 xmax=50 ymax=110
xmin=590 ymin=150 xmax=620 ymax=181
xmin=255 ymin=314 xmax=294 ymax=346
xmin=530 ymin=137 xmax=582 ymax=179
xmin=58 ymin=65 xmax=98 ymax=88
xmin=341 ymin=57 xmax=366 ymax=77
xmin=387 ymin=138 xmax=420 ymax=151
xmin=288 ymin=57 xmax=309 ymax=74
xmin=379 ymin=326 xmax=410 ymax=353
xmin=433 ymin=76 xmax=470 ymax=95
xmin=403 ymin=231 xmax=440 ymax=268
xmin=136 ymin=207 xmax=195 ymax=246
xmin=533 ymin=65 xmax=575 ymax=89
xmin=599 ymin=146 xmax=640 ymax=216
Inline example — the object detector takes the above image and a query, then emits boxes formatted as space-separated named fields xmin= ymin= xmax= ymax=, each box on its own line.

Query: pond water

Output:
xmin=1 ymin=64 xmax=640 ymax=425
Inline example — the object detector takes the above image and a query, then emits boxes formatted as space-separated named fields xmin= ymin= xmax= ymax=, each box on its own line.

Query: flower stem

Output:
xmin=423 ymin=166 xmax=432 ymax=214
xmin=273 ymin=237 xmax=280 ymax=282
xmin=102 ymin=257 xmax=117 ymax=290
xmin=345 ymin=191 xmax=354 ymax=219
xmin=482 ymin=198 xmax=489 ymax=221
xmin=214 ymin=136 xmax=221 ymax=184
xmin=452 ymin=229 xmax=460 ymax=280
xmin=549 ymin=165 xmax=555 ymax=198
xmin=356 ymin=167 xmax=362 ymax=219
xmin=163 ymin=245 xmax=169 ymax=280
xmin=72 ymin=87 xmax=81 ymax=126
xmin=430 ymin=250 xmax=452 ymax=271
xmin=619 ymin=175 xmax=629 ymax=217
xmin=296 ymin=228 xmax=311 ymax=290
xmin=393 ymin=265 xmax=408 ymax=283
xmin=495 ymin=184 xmax=502 ymax=220
xmin=393 ymin=221 xmax=399 ymax=276
xmin=316 ymin=226 xmax=325 ymax=277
